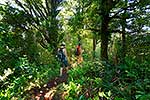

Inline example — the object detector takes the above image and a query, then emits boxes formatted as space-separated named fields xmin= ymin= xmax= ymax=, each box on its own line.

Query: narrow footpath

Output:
xmin=28 ymin=66 xmax=72 ymax=100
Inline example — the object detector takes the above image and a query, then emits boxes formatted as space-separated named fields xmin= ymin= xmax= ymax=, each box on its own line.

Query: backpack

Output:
xmin=57 ymin=48 xmax=66 ymax=61
xmin=57 ymin=48 xmax=68 ymax=67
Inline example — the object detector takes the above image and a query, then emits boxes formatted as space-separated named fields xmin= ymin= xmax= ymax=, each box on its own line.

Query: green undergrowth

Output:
xmin=0 ymin=56 xmax=60 ymax=99
xmin=57 ymin=58 xmax=150 ymax=100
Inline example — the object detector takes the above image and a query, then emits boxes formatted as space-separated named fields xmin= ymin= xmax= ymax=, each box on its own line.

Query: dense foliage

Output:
xmin=0 ymin=0 xmax=150 ymax=99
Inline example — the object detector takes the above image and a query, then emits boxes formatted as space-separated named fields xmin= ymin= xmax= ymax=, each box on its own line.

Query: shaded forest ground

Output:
xmin=0 ymin=54 xmax=150 ymax=100
xmin=29 ymin=67 xmax=69 ymax=100
xmin=27 ymin=57 xmax=150 ymax=100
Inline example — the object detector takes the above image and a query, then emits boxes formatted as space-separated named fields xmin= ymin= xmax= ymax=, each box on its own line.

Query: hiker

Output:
xmin=57 ymin=42 xmax=69 ymax=67
xmin=75 ymin=43 xmax=83 ymax=64
xmin=57 ymin=42 xmax=69 ymax=76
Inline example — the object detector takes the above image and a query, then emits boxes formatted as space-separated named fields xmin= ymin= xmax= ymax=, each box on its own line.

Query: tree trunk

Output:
xmin=93 ymin=34 xmax=96 ymax=59
xmin=121 ymin=20 xmax=126 ymax=64
xmin=121 ymin=1 xmax=127 ymax=64
xmin=100 ymin=15 xmax=109 ymax=61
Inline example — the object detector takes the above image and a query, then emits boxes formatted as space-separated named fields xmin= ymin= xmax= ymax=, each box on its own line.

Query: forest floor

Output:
xmin=28 ymin=64 xmax=76 ymax=100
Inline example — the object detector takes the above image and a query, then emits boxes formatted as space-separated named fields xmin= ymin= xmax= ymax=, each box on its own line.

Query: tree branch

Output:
xmin=109 ymin=29 xmax=122 ymax=33
xmin=15 ymin=0 xmax=29 ymax=15
xmin=32 ymin=0 xmax=47 ymax=20
xmin=110 ymin=1 xmax=140 ymax=20
xmin=45 ymin=0 xmax=51 ymax=16
xmin=87 ymin=28 xmax=100 ymax=32
xmin=38 ymin=1 xmax=48 ymax=16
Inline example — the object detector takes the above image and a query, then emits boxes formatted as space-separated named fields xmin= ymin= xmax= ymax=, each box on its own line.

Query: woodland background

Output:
xmin=0 ymin=0 xmax=150 ymax=99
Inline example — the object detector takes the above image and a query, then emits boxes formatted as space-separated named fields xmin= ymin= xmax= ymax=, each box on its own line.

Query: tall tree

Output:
xmin=98 ymin=0 xmax=150 ymax=61
xmin=1 ymin=0 xmax=63 ymax=54
xmin=99 ymin=0 xmax=119 ymax=60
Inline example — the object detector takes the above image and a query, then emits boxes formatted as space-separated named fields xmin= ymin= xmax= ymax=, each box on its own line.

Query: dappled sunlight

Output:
xmin=0 ymin=68 xmax=13 ymax=81
xmin=0 ymin=0 xmax=150 ymax=99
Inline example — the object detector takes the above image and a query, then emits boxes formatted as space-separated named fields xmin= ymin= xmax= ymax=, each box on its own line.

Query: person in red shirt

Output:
xmin=75 ymin=43 xmax=83 ymax=64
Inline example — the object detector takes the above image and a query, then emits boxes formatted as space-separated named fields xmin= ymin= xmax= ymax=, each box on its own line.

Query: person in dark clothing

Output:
xmin=57 ymin=42 xmax=69 ymax=76
xmin=57 ymin=42 xmax=69 ymax=67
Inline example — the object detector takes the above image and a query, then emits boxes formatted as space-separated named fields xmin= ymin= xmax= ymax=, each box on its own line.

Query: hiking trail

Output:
xmin=28 ymin=63 xmax=77 ymax=100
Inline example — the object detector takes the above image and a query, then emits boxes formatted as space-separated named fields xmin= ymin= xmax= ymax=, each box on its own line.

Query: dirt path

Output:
xmin=28 ymin=67 xmax=70 ymax=100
